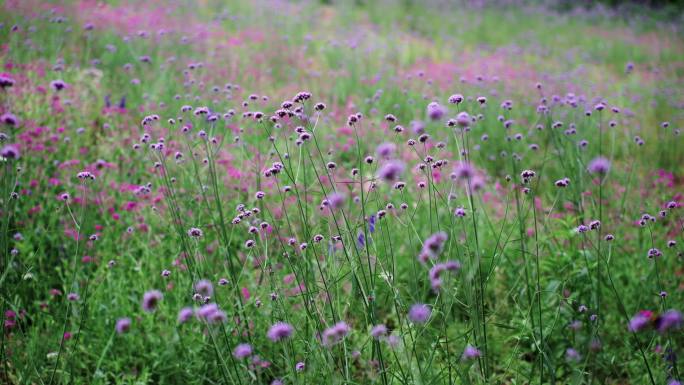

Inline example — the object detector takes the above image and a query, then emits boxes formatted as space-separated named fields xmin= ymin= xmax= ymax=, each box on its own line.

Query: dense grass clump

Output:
xmin=1 ymin=1 xmax=683 ymax=384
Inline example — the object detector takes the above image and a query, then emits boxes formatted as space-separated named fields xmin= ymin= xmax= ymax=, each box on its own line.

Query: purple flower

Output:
xmin=1 ymin=144 xmax=20 ymax=160
xmin=357 ymin=231 xmax=365 ymax=248
xmin=50 ymin=79 xmax=67 ymax=92
xmin=462 ymin=345 xmax=481 ymax=360
xmin=377 ymin=160 xmax=405 ymax=183
xmin=426 ymin=102 xmax=446 ymax=121
xmin=187 ymin=227 xmax=203 ymax=238
xmin=647 ymin=248 xmax=662 ymax=258
xmin=587 ymin=157 xmax=611 ymax=175
xmin=422 ymin=232 xmax=448 ymax=259
xmin=0 ymin=74 xmax=15 ymax=89
xmin=452 ymin=162 xmax=474 ymax=180
xmin=456 ymin=112 xmax=471 ymax=127
xmin=655 ymin=310 xmax=682 ymax=333
xmin=267 ymin=322 xmax=294 ymax=342
xmin=197 ymin=303 xmax=227 ymax=324
xmin=408 ymin=303 xmax=431 ymax=324
xmin=566 ymin=348 xmax=581 ymax=362
xmin=322 ymin=321 xmax=350 ymax=346
xmin=295 ymin=362 xmax=305 ymax=372
xmin=370 ymin=324 xmax=387 ymax=339
xmin=233 ymin=343 xmax=252 ymax=359
xmin=327 ymin=192 xmax=346 ymax=210
xmin=628 ymin=311 xmax=652 ymax=332
xmin=115 ymin=318 xmax=131 ymax=334
xmin=448 ymin=94 xmax=464 ymax=104
xmin=178 ymin=307 xmax=194 ymax=324
xmin=1 ymin=113 xmax=19 ymax=126
xmin=195 ymin=279 xmax=213 ymax=297
xmin=376 ymin=142 xmax=396 ymax=158
xmin=141 ymin=290 xmax=163 ymax=312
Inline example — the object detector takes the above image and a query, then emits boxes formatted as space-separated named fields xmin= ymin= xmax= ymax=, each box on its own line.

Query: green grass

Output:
xmin=1 ymin=1 xmax=683 ymax=384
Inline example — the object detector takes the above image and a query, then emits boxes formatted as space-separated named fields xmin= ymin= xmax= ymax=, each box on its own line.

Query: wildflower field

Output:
xmin=1 ymin=0 xmax=683 ymax=384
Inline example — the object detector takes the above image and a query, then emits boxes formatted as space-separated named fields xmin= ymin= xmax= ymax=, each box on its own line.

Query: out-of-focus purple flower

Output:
xmin=1 ymin=144 xmax=20 ymax=160
xmin=197 ymin=303 xmax=227 ymax=324
xmin=370 ymin=324 xmax=387 ymax=339
xmin=115 ymin=318 xmax=131 ymax=334
xmin=327 ymin=192 xmax=346 ymax=210
xmin=50 ymin=79 xmax=67 ymax=92
xmin=376 ymin=142 xmax=396 ymax=158
xmin=142 ymin=290 xmax=163 ymax=312
xmin=187 ymin=227 xmax=203 ymax=238
xmin=178 ymin=307 xmax=194 ymax=324
xmin=408 ymin=303 xmax=431 ymax=324
xmin=628 ymin=310 xmax=652 ymax=332
xmin=357 ymin=231 xmax=365 ymax=248
xmin=1 ymin=113 xmax=19 ymax=127
xmin=377 ymin=160 xmax=405 ymax=183
xmin=267 ymin=322 xmax=294 ymax=342
xmin=195 ymin=279 xmax=213 ymax=297
xmin=655 ymin=310 xmax=682 ymax=333
xmin=422 ymin=232 xmax=448 ymax=259
xmin=322 ymin=321 xmax=350 ymax=346
xmin=588 ymin=157 xmax=611 ymax=175
xmin=426 ymin=102 xmax=446 ymax=121
xmin=456 ymin=111 xmax=471 ymax=127
xmin=462 ymin=345 xmax=481 ymax=360
xmin=233 ymin=343 xmax=252 ymax=359
xmin=566 ymin=348 xmax=581 ymax=362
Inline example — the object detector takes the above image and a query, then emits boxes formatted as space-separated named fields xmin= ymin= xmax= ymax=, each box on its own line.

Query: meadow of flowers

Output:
xmin=1 ymin=0 xmax=683 ymax=384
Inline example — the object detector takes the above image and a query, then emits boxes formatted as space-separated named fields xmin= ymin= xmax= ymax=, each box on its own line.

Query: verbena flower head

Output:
xmin=142 ymin=290 xmax=163 ymax=312
xmin=370 ymin=324 xmax=388 ymax=339
xmin=655 ymin=310 xmax=682 ymax=333
xmin=115 ymin=317 xmax=132 ymax=334
xmin=195 ymin=279 xmax=213 ymax=297
xmin=197 ymin=303 xmax=227 ymax=324
xmin=178 ymin=307 xmax=194 ymax=324
xmin=462 ymin=345 xmax=481 ymax=360
xmin=0 ymin=144 xmax=20 ymax=160
xmin=377 ymin=160 xmax=405 ymax=183
xmin=422 ymin=231 xmax=448 ymax=260
xmin=566 ymin=348 xmax=581 ymax=362
xmin=267 ymin=322 xmax=294 ymax=342
xmin=588 ymin=157 xmax=610 ymax=175
xmin=376 ymin=142 xmax=396 ymax=158
xmin=233 ymin=343 xmax=252 ymax=359
xmin=628 ymin=310 xmax=652 ymax=332
xmin=408 ymin=303 xmax=431 ymax=324
xmin=426 ymin=102 xmax=446 ymax=121
xmin=322 ymin=321 xmax=351 ymax=346
xmin=327 ymin=192 xmax=346 ymax=210
xmin=187 ymin=227 xmax=203 ymax=238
